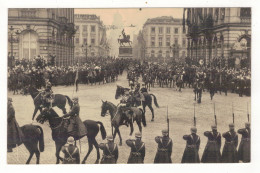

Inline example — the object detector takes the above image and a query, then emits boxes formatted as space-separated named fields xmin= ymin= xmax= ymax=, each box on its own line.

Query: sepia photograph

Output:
xmin=1 ymin=1 xmax=256 ymax=170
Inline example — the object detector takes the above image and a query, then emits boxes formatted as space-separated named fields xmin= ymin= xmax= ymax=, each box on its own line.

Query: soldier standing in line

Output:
xmin=99 ymin=135 xmax=118 ymax=164
xmin=126 ymin=132 xmax=145 ymax=164
xmin=61 ymin=136 xmax=80 ymax=164
xmin=221 ymin=123 xmax=238 ymax=163
xmin=237 ymin=122 xmax=251 ymax=162
xmin=201 ymin=125 xmax=222 ymax=163
xmin=181 ymin=127 xmax=201 ymax=163
xmin=154 ymin=129 xmax=173 ymax=163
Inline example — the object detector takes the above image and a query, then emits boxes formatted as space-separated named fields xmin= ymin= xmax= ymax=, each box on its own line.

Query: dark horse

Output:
xmin=24 ymin=86 xmax=73 ymax=120
xmin=20 ymin=124 xmax=44 ymax=164
xmin=193 ymin=81 xmax=203 ymax=103
xmin=101 ymin=101 xmax=146 ymax=146
xmin=115 ymin=85 xmax=159 ymax=121
xmin=36 ymin=108 xmax=107 ymax=164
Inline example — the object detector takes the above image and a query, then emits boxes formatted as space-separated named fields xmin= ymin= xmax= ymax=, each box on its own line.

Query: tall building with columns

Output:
xmin=142 ymin=16 xmax=187 ymax=63
xmin=185 ymin=8 xmax=251 ymax=68
xmin=8 ymin=8 xmax=75 ymax=67
xmin=74 ymin=14 xmax=109 ymax=63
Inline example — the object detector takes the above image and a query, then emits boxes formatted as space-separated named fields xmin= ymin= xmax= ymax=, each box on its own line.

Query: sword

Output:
xmin=214 ymin=103 xmax=217 ymax=126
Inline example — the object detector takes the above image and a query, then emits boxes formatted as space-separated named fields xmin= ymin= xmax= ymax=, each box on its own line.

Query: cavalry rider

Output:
xmin=133 ymin=83 xmax=145 ymax=107
xmin=63 ymin=96 xmax=87 ymax=139
xmin=61 ymin=136 xmax=80 ymax=164
xmin=140 ymin=83 xmax=148 ymax=93
xmin=118 ymin=88 xmax=133 ymax=126
xmin=42 ymin=81 xmax=53 ymax=108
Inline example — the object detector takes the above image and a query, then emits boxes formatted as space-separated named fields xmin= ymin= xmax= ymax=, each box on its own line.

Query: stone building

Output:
xmin=142 ymin=16 xmax=187 ymax=63
xmin=185 ymin=8 xmax=251 ymax=68
xmin=74 ymin=14 xmax=109 ymax=63
xmin=8 ymin=8 xmax=75 ymax=67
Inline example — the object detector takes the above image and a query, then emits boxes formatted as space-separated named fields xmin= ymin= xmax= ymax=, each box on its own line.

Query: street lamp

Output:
xmin=9 ymin=26 xmax=20 ymax=68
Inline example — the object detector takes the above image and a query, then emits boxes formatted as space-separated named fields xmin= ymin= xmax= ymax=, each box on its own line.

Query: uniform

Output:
xmin=181 ymin=133 xmax=200 ymax=163
xmin=126 ymin=137 xmax=145 ymax=164
xmin=99 ymin=141 xmax=118 ymax=164
xmin=201 ymin=129 xmax=222 ymax=163
xmin=221 ymin=131 xmax=238 ymax=163
xmin=237 ymin=125 xmax=250 ymax=162
xmin=154 ymin=135 xmax=172 ymax=163
xmin=7 ymin=98 xmax=24 ymax=151
xmin=61 ymin=144 xmax=80 ymax=164
xmin=64 ymin=100 xmax=87 ymax=139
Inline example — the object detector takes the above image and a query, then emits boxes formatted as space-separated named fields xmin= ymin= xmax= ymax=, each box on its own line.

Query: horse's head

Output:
xmin=101 ymin=100 xmax=109 ymax=117
xmin=115 ymin=85 xmax=123 ymax=99
xmin=36 ymin=108 xmax=51 ymax=124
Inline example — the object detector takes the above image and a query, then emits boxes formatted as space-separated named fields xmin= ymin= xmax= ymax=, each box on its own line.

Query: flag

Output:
xmin=75 ymin=68 xmax=79 ymax=92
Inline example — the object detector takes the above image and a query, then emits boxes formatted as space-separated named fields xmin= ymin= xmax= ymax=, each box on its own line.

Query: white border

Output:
xmin=0 ymin=0 xmax=259 ymax=173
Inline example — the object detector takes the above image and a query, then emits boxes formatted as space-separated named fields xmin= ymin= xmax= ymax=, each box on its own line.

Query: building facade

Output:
xmin=74 ymin=14 xmax=109 ymax=63
xmin=185 ymin=8 xmax=251 ymax=68
xmin=142 ymin=16 xmax=187 ymax=63
xmin=8 ymin=8 xmax=75 ymax=67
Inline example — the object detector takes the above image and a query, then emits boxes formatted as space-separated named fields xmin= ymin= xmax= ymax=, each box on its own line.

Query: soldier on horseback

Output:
xmin=133 ymin=83 xmax=145 ymax=107
xmin=63 ymin=96 xmax=87 ymax=139
xmin=118 ymin=88 xmax=133 ymax=126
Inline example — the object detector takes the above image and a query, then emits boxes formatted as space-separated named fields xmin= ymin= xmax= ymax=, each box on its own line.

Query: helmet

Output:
xmin=162 ymin=129 xmax=168 ymax=134
xmin=190 ymin=126 xmax=197 ymax=133
xmin=72 ymin=96 xmax=79 ymax=101
xmin=135 ymin=132 xmax=142 ymax=138
xmin=107 ymin=135 xmax=113 ymax=141
xmin=8 ymin=97 xmax=13 ymax=102
xmin=67 ymin=136 xmax=75 ymax=144
xmin=211 ymin=125 xmax=217 ymax=130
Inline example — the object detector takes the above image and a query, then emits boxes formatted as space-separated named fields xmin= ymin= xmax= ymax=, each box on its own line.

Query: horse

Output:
xmin=19 ymin=124 xmax=44 ymax=164
xmin=23 ymin=86 xmax=73 ymax=120
xmin=101 ymin=101 xmax=146 ymax=146
xmin=118 ymin=35 xmax=132 ymax=46
xmin=36 ymin=108 xmax=107 ymax=164
xmin=115 ymin=85 xmax=159 ymax=121
xmin=193 ymin=81 xmax=203 ymax=103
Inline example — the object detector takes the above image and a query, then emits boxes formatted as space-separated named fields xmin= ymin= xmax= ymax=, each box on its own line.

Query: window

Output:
xmin=91 ymin=38 xmax=95 ymax=44
xmin=174 ymin=28 xmax=178 ymax=34
xmin=75 ymin=38 xmax=79 ymax=44
xmin=151 ymin=27 xmax=155 ymax=33
xmin=174 ymin=38 xmax=178 ymax=45
xmin=151 ymin=37 xmax=155 ymax=47
xmin=240 ymin=8 xmax=251 ymax=17
xmin=166 ymin=51 xmax=170 ymax=57
xmin=166 ymin=27 xmax=171 ymax=34
xmin=166 ymin=37 xmax=170 ymax=46
xmin=183 ymin=28 xmax=186 ymax=34
xmin=83 ymin=25 xmax=88 ymax=32
xmin=158 ymin=50 xmax=162 ymax=57
xmin=83 ymin=38 xmax=87 ymax=44
xmin=159 ymin=37 xmax=163 ymax=47
xmin=182 ymin=38 xmax=186 ymax=46
xmin=20 ymin=31 xmax=38 ymax=60
xmin=159 ymin=27 xmax=163 ymax=34
xmin=151 ymin=50 xmax=155 ymax=57
xmin=91 ymin=25 xmax=96 ymax=32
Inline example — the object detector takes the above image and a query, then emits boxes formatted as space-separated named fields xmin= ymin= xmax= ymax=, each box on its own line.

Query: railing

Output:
xmin=240 ymin=17 xmax=251 ymax=24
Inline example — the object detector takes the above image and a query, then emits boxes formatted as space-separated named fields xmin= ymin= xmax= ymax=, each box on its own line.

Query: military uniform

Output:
xmin=221 ymin=130 xmax=238 ymax=163
xmin=237 ymin=123 xmax=250 ymax=162
xmin=181 ymin=127 xmax=200 ymax=163
xmin=61 ymin=137 xmax=80 ymax=164
xmin=126 ymin=133 xmax=145 ymax=164
xmin=7 ymin=98 xmax=24 ymax=152
xmin=99 ymin=136 xmax=118 ymax=164
xmin=154 ymin=130 xmax=172 ymax=163
xmin=64 ymin=97 xmax=87 ymax=139
xmin=201 ymin=126 xmax=222 ymax=163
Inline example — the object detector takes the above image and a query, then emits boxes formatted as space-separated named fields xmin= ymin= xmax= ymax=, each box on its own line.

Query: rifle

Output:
xmin=247 ymin=102 xmax=250 ymax=122
xmin=232 ymin=102 xmax=235 ymax=124
xmin=167 ymin=105 xmax=169 ymax=136
xmin=194 ymin=103 xmax=196 ymax=127
xmin=214 ymin=103 xmax=217 ymax=126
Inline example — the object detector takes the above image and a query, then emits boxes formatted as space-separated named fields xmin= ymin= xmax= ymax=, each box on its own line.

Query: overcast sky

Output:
xmin=75 ymin=8 xmax=184 ymax=56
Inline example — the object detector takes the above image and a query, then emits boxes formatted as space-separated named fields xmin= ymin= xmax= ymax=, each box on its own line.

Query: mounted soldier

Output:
xmin=154 ymin=129 xmax=173 ymax=163
xmin=63 ymin=96 xmax=87 ymax=139
xmin=118 ymin=88 xmax=133 ymax=126
xmin=99 ymin=135 xmax=118 ymax=164
xmin=61 ymin=136 xmax=80 ymax=164
xmin=181 ymin=127 xmax=201 ymax=163
xmin=133 ymin=83 xmax=145 ymax=107
xmin=126 ymin=132 xmax=145 ymax=164
xmin=42 ymin=81 xmax=53 ymax=108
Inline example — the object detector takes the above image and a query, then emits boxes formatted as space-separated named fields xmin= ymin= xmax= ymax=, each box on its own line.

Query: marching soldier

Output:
xmin=237 ymin=122 xmax=250 ymax=162
xmin=7 ymin=97 xmax=24 ymax=152
xmin=99 ymin=135 xmax=119 ymax=164
xmin=154 ymin=129 xmax=173 ymax=163
xmin=201 ymin=125 xmax=222 ymax=163
xmin=126 ymin=132 xmax=145 ymax=164
xmin=221 ymin=123 xmax=238 ymax=163
xmin=61 ymin=136 xmax=80 ymax=164
xmin=181 ymin=127 xmax=200 ymax=163
xmin=63 ymin=96 xmax=87 ymax=139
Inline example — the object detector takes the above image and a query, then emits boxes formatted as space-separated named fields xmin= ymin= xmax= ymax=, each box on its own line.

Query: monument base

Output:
xmin=118 ymin=46 xmax=133 ymax=59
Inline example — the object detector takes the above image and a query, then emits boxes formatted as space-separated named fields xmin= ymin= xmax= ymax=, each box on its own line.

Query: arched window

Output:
xmin=19 ymin=31 xmax=39 ymax=60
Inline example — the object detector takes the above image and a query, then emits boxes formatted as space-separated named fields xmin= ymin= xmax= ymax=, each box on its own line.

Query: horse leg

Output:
xmin=35 ymin=149 xmax=40 ymax=164
xmin=82 ymin=139 xmax=94 ymax=164
xmin=26 ymin=151 xmax=34 ymax=164
xmin=148 ymin=104 xmax=154 ymax=121
xmin=32 ymin=107 xmax=39 ymax=120
xmin=129 ymin=121 xmax=134 ymax=136
xmin=117 ymin=128 xmax=123 ymax=146
xmin=92 ymin=139 xmax=100 ymax=164
xmin=137 ymin=120 xmax=142 ymax=133
xmin=55 ymin=141 xmax=63 ymax=164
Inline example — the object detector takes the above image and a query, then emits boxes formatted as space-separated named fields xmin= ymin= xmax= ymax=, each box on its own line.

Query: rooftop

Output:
xmin=144 ymin=16 xmax=182 ymax=25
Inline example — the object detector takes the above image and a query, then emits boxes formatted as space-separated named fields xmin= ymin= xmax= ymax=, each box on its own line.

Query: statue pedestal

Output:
xmin=119 ymin=46 xmax=133 ymax=59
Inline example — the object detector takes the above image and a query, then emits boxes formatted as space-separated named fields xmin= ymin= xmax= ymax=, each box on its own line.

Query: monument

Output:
xmin=118 ymin=29 xmax=133 ymax=59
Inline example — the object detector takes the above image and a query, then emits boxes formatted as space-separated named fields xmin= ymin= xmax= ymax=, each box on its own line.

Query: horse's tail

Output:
xmin=65 ymin=96 xmax=73 ymax=109
xmin=150 ymin=94 xmax=159 ymax=108
xmin=139 ymin=108 xmax=146 ymax=127
xmin=96 ymin=121 xmax=107 ymax=140
xmin=35 ymin=125 xmax=45 ymax=152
